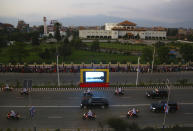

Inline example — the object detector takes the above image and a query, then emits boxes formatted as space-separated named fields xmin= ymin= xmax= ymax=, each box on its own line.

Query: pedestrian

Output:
xmin=29 ymin=106 xmax=35 ymax=117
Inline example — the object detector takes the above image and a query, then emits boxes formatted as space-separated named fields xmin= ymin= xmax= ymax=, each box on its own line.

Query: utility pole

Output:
xmin=57 ymin=54 xmax=60 ymax=87
xmin=162 ymin=79 xmax=170 ymax=130
xmin=151 ymin=44 xmax=156 ymax=73
xmin=136 ymin=57 xmax=140 ymax=87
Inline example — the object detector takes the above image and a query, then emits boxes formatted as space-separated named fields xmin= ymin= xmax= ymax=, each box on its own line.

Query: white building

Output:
xmin=79 ymin=30 xmax=118 ymax=39
xmin=105 ymin=23 xmax=117 ymax=30
xmin=79 ymin=20 xmax=167 ymax=40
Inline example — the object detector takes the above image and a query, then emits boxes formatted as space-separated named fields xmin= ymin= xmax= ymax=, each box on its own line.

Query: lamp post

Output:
xmin=151 ymin=44 xmax=156 ymax=73
xmin=136 ymin=57 xmax=140 ymax=87
xmin=162 ymin=79 xmax=170 ymax=130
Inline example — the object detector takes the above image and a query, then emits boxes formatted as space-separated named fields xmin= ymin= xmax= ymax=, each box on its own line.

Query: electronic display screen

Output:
xmin=85 ymin=72 xmax=105 ymax=83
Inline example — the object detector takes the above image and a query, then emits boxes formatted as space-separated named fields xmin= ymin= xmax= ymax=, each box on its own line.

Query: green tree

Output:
xmin=54 ymin=22 xmax=61 ymax=42
xmin=8 ymin=42 xmax=29 ymax=63
xmin=180 ymin=44 xmax=193 ymax=62
xmin=59 ymin=38 xmax=72 ymax=58
xmin=107 ymin=117 xmax=128 ymax=131
xmin=142 ymin=47 xmax=153 ymax=63
xmin=136 ymin=33 xmax=140 ymax=40
xmin=31 ymin=32 xmax=40 ymax=45
xmin=157 ymin=46 xmax=170 ymax=64
xmin=91 ymin=40 xmax=100 ymax=51
xmin=0 ymin=35 xmax=8 ymax=48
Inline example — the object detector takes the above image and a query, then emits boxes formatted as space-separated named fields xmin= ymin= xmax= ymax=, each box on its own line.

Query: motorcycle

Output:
xmin=20 ymin=91 xmax=29 ymax=95
xmin=7 ymin=112 xmax=20 ymax=120
xmin=3 ymin=87 xmax=13 ymax=92
xmin=114 ymin=89 xmax=124 ymax=96
xmin=126 ymin=109 xmax=139 ymax=118
xmin=82 ymin=112 xmax=96 ymax=120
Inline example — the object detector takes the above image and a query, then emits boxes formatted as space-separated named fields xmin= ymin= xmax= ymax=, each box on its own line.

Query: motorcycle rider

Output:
xmin=10 ymin=110 xmax=16 ymax=117
xmin=132 ymin=108 xmax=136 ymax=116
xmin=23 ymin=88 xmax=27 ymax=93
xmin=87 ymin=109 xmax=93 ymax=118
xmin=118 ymin=87 xmax=122 ymax=93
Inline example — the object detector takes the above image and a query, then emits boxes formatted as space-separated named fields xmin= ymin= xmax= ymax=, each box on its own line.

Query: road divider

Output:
xmin=0 ymin=103 xmax=193 ymax=108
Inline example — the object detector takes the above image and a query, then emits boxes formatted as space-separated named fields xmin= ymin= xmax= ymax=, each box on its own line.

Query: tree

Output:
xmin=0 ymin=35 xmax=8 ymax=48
xmin=142 ymin=47 xmax=153 ymax=63
xmin=8 ymin=42 xmax=29 ymax=63
xmin=54 ymin=22 xmax=61 ymax=41
xmin=58 ymin=38 xmax=72 ymax=58
xmin=107 ymin=117 xmax=128 ymax=131
xmin=71 ymin=37 xmax=86 ymax=49
xmin=180 ymin=44 xmax=193 ymax=62
xmin=39 ymin=48 xmax=52 ymax=60
xmin=91 ymin=40 xmax=100 ymax=51
xmin=136 ymin=33 xmax=140 ymax=40
xmin=31 ymin=32 xmax=40 ymax=45
xmin=157 ymin=46 xmax=170 ymax=64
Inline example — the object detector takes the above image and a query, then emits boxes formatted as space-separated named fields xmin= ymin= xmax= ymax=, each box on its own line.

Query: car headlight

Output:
xmin=152 ymin=107 xmax=156 ymax=110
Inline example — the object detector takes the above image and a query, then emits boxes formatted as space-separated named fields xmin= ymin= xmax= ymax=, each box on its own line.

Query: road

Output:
xmin=0 ymin=72 xmax=193 ymax=86
xmin=0 ymin=88 xmax=193 ymax=128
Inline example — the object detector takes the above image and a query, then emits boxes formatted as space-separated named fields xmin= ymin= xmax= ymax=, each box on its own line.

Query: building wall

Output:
xmin=79 ymin=30 xmax=118 ymax=39
xmin=105 ymin=23 xmax=117 ymax=30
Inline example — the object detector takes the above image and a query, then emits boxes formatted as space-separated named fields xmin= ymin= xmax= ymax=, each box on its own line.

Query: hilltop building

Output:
xmin=79 ymin=20 xmax=167 ymax=40
xmin=17 ymin=20 xmax=29 ymax=32
xmin=43 ymin=17 xmax=66 ymax=37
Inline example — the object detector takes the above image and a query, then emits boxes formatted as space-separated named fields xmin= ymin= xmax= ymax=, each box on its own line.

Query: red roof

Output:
xmin=118 ymin=20 xmax=136 ymax=26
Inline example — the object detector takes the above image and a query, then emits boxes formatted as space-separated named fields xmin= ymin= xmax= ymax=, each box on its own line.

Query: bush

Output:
xmin=107 ymin=117 xmax=128 ymax=131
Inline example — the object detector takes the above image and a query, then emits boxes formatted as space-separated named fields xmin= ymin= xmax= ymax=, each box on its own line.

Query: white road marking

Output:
xmin=16 ymin=97 xmax=24 ymax=99
xmin=120 ymin=115 xmax=126 ymax=118
xmin=110 ymin=104 xmax=150 ymax=107
xmin=179 ymin=103 xmax=193 ymax=105
xmin=184 ymin=113 xmax=193 ymax=115
xmin=48 ymin=116 xmax=63 ymax=119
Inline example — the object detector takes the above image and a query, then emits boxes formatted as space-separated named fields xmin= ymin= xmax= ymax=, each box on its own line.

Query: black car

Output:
xmin=150 ymin=101 xmax=178 ymax=113
xmin=80 ymin=97 xmax=109 ymax=109
xmin=146 ymin=89 xmax=168 ymax=99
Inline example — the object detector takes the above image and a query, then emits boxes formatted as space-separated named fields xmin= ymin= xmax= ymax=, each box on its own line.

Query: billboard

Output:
xmin=80 ymin=69 xmax=109 ymax=87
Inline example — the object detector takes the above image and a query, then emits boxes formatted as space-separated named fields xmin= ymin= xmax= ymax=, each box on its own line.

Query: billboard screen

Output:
xmin=80 ymin=69 xmax=109 ymax=87
xmin=85 ymin=71 xmax=105 ymax=83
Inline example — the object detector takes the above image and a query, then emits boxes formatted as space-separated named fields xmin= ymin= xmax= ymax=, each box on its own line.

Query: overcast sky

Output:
xmin=0 ymin=0 xmax=193 ymax=27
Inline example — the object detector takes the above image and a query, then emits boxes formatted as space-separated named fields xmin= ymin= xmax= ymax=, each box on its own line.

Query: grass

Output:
xmin=86 ymin=42 xmax=150 ymax=51
xmin=0 ymin=42 xmax=143 ymax=64
xmin=63 ymin=49 xmax=138 ymax=64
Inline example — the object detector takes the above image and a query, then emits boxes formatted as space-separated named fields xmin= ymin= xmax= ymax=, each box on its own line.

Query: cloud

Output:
xmin=0 ymin=0 xmax=193 ymax=27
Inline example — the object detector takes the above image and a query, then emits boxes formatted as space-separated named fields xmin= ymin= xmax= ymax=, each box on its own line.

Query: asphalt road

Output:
xmin=0 ymin=88 xmax=193 ymax=128
xmin=0 ymin=72 xmax=193 ymax=86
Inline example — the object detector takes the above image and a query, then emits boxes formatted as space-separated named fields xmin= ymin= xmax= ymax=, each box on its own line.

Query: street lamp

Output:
xmin=151 ymin=44 xmax=156 ymax=73
xmin=162 ymin=79 xmax=171 ymax=130
xmin=136 ymin=57 xmax=140 ymax=87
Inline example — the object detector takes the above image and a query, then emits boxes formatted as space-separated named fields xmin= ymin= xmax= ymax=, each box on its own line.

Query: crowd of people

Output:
xmin=0 ymin=64 xmax=193 ymax=73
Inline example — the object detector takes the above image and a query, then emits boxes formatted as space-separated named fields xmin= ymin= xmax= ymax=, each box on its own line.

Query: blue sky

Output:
xmin=0 ymin=0 xmax=193 ymax=27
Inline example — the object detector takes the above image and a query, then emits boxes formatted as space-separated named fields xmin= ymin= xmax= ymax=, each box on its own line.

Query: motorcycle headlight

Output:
xmin=152 ymin=107 xmax=156 ymax=110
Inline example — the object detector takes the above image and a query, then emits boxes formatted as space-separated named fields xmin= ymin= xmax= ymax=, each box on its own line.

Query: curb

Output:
xmin=0 ymin=86 xmax=192 ymax=92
